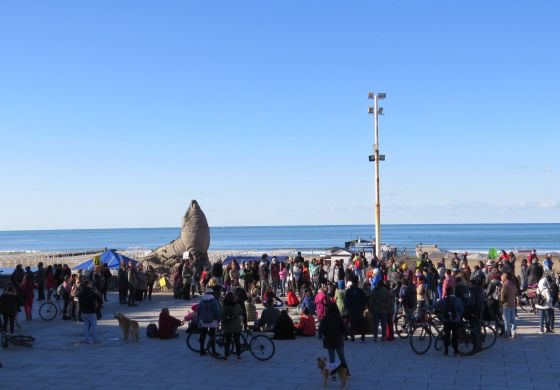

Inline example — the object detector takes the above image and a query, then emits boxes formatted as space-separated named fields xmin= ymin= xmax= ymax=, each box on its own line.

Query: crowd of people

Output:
xmin=2 ymin=249 xmax=559 ymax=372
xmin=173 ymin=249 xmax=559 ymax=370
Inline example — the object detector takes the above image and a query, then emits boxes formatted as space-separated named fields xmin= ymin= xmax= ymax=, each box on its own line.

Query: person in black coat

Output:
xmin=117 ymin=261 xmax=129 ymax=305
xmin=318 ymin=303 xmax=350 ymax=374
xmin=343 ymin=276 xmax=367 ymax=342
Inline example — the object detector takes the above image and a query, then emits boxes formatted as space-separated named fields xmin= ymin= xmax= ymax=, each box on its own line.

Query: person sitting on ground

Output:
xmin=255 ymin=299 xmax=280 ymax=332
xmin=301 ymin=289 xmax=316 ymax=315
xmin=158 ymin=308 xmax=184 ymax=339
xmin=273 ymin=310 xmax=295 ymax=340
xmin=263 ymin=286 xmax=283 ymax=307
xmin=287 ymin=288 xmax=300 ymax=307
xmin=293 ymin=308 xmax=316 ymax=336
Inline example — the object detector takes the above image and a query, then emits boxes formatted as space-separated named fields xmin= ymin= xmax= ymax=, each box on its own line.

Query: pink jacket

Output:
xmin=314 ymin=291 xmax=328 ymax=321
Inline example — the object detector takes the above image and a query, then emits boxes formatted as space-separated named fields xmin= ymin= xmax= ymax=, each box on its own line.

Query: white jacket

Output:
xmin=535 ymin=277 xmax=553 ymax=310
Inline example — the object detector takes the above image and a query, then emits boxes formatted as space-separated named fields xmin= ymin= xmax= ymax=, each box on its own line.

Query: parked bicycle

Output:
xmin=39 ymin=297 xmax=67 ymax=321
xmin=209 ymin=329 xmax=275 ymax=361
xmin=186 ymin=325 xmax=275 ymax=361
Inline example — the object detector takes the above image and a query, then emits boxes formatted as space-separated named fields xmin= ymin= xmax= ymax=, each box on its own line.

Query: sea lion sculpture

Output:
xmin=146 ymin=200 xmax=211 ymax=267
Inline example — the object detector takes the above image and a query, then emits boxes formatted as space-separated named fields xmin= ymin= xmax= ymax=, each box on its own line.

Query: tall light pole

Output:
xmin=368 ymin=92 xmax=386 ymax=259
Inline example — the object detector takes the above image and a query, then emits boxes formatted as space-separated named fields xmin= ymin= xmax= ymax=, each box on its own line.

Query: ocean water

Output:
xmin=0 ymin=223 xmax=559 ymax=253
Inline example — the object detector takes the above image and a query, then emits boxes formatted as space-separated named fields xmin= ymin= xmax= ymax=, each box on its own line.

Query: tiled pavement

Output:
xmin=1 ymin=293 xmax=559 ymax=390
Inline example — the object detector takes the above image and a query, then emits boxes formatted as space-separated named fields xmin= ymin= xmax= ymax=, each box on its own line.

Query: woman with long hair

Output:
xmin=318 ymin=303 xmax=351 ymax=375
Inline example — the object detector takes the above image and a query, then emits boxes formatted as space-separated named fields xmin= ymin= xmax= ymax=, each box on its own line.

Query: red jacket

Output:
xmin=294 ymin=314 xmax=316 ymax=336
xmin=158 ymin=312 xmax=182 ymax=339
xmin=287 ymin=291 xmax=300 ymax=306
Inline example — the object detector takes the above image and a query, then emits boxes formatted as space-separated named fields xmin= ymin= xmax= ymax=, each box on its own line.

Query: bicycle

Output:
xmin=39 ymin=297 xmax=66 ymax=321
xmin=1 ymin=319 xmax=35 ymax=349
xmin=396 ymin=308 xmax=439 ymax=339
xmin=409 ymin=312 xmax=443 ymax=355
xmin=209 ymin=329 xmax=275 ymax=361
xmin=432 ymin=318 xmax=477 ymax=355
xmin=518 ymin=289 xmax=537 ymax=314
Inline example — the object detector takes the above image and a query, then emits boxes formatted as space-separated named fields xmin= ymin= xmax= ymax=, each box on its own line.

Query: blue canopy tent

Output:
xmin=222 ymin=256 xmax=288 ymax=265
xmin=73 ymin=249 xmax=139 ymax=271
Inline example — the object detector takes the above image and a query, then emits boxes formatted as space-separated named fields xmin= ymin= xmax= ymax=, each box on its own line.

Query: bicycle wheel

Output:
xmin=481 ymin=324 xmax=497 ymax=350
xmin=516 ymin=295 xmax=527 ymax=313
xmin=39 ymin=302 xmax=58 ymax=321
xmin=457 ymin=324 xmax=475 ymax=356
xmin=249 ymin=335 xmax=275 ymax=361
xmin=409 ymin=325 xmax=432 ymax=355
xmin=395 ymin=315 xmax=410 ymax=339
xmin=9 ymin=335 xmax=35 ymax=347
xmin=186 ymin=332 xmax=202 ymax=353
xmin=434 ymin=332 xmax=444 ymax=351
xmin=208 ymin=333 xmax=226 ymax=360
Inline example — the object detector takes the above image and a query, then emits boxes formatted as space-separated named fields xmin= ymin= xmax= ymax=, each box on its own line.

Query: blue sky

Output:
xmin=1 ymin=1 xmax=559 ymax=230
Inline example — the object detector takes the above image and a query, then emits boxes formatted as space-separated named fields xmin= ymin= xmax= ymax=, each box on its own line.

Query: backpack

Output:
xmin=442 ymin=297 xmax=460 ymax=324
xmin=198 ymin=299 xmax=215 ymax=324
xmin=146 ymin=323 xmax=158 ymax=338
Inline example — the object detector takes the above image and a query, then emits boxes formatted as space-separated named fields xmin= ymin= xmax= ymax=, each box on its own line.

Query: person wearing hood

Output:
xmin=536 ymin=275 xmax=555 ymax=333
xmin=198 ymin=287 xmax=222 ymax=356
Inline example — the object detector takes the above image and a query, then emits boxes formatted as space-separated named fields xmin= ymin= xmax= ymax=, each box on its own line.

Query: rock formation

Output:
xmin=146 ymin=200 xmax=211 ymax=267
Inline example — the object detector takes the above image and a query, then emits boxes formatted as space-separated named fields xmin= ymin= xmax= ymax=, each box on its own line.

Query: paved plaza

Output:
xmin=1 ymin=292 xmax=559 ymax=390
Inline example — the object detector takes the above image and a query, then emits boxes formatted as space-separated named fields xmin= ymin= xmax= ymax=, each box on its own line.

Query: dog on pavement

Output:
xmin=317 ymin=357 xmax=348 ymax=388
xmin=114 ymin=312 xmax=139 ymax=343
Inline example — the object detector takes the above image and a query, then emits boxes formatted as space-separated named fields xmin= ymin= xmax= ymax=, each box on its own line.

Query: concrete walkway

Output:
xmin=1 ymin=292 xmax=558 ymax=390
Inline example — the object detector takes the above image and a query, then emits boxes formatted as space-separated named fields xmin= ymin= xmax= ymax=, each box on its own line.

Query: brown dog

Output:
xmin=317 ymin=357 xmax=348 ymax=388
xmin=114 ymin=312 xmax=139 ymax=343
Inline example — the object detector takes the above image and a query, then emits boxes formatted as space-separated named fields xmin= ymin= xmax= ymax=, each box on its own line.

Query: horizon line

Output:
xmin=1 ymin=221 xmax=559 ymax=233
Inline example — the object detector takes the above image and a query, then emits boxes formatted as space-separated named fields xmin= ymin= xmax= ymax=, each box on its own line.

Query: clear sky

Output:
xmin=1 ymin=1 xmax=559 ymax=230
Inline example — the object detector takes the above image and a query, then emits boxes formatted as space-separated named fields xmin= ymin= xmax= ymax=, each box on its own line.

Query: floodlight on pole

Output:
xmin=367 ymin=91 xmax=387 ymax=260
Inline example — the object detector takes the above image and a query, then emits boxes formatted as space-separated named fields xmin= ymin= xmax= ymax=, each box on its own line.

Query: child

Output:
xmin=301 ymin=289 xmax=316 ymax=315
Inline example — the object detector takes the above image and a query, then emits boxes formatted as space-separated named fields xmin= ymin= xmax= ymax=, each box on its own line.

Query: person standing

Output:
xmin=35 ymin=262 xmax=46 ymax=301
xmin=433 ymin=287 xmax=464 ymax=356
xmin=78 ymin=279 xmax=103 ymax=344
xmin=500 ymin=272 xmax=517 ymax=338
xmin=198 ymin=287 xmax=221 ymax=356
xmin=318 ymin=303 xmax=351 ymax=377
xmin=259 ymin=254 xmax=270 ymax=298
xmin=100 ymin=263 xmax=112 ymax=303
xmin=118 ymin=261 xmax=129 ymax=305
xmin=344 ymin=277 xmax=367 ymax=342
xmin=181 ymin=260 xmax=193 ymax=300
xmin=20 ymin=274 xmax=35 ymax=321
xmin=368 ymin=280 xmax=390 ymax=341
xmin=221 ymin=292 xmax=243 ymax=361
xmin=0 ymin=285 xmax=19 ymax=334
xmin=145 ymin=265 xmax=157 ymax=300
xmin=535 ymin=275 xmax=555 ymax=333
xmin=127 ymin=263 xmax=138 ymax=306
xmin=136 ymin=265 xmax=148 ymax=302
